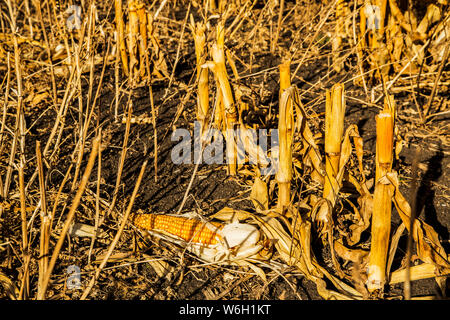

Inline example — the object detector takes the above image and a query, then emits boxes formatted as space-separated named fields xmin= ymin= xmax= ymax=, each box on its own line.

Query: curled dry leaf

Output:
xmin=142 ymin=254 xmax=174 ymax=279
xmin=0 ymin=271 xmax=19 ymax=300
xmin=313 ymin=263 xmax=364 ymax=300
xmin=210 ymin=207 xmax=253 ymax=222
xmin=387 ymin=172 xmax=449 ymax=269
xmin=234 ymin=260 xmax=267 ymax=283
xmin=249 ymin=212 xmax=362 ymax=299
xmin=250 ymin=176 xmax=269 ymax=212
xmin=93 ymin=251 xmax=134 ymax=264
xmin=24 ymin=91 xmax=49 ymax=108
xmin=334 ymin=240 xmax=369 ymax=264
xmin=315 ymin=125 xmax=364 ymax=235
xmin=236 ymin=126 xmax=270 ymax=169
xmin=348 ymin=193 xmax=373 ymax=245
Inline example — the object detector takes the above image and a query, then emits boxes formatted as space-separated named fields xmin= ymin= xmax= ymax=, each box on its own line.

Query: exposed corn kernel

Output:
xmin=133 ymin=214 xmax=223 ymax=245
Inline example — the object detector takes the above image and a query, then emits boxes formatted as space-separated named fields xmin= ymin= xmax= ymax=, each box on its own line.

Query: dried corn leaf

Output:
xmin=250 ymin=176 xmax=269 ymax=212
xmin=25 ymin=91 xmax=49 ymax=107
xmin=285 ymin=87 xmax=324 ymax=180
xmin=236 ymin=125 xmax=270 ymax=168
xmin=388 ymin=0 xmax=412 ymax=33
xmin=316 ymin=125 xmax=366 ymax=253
xmin=252 ymin=215 xmax=300 ymax=266
xmin=314 ymin=264 xmax=363 ymax=300
xmin=334 ymin=240 xmax=369 ymax=264
xmin=348 ymin=193 xmax=373 ymax=245
xmin=210 ymin=207 xmax=253 ymax=222
xmin=386 ymin=224 xmax=406 ymax=278
xmin=0 ymin=272 xmax=19 ymax=300
xmin=416 ymin=4 xmax=441 ymax=39
xmin=93 ymin=251 xmax=134 ymax=264
xmin=336 ymin=125 xmax=364 ymax=186
xmin=387 ymin=172 xmax=449 ymax=269
xmin=235 ymin=260 xmax=267 ymax=283
xmin=429 ymin=19 xmax=450 ymax=63
xmin=315 ymin=278 xmax=356 ymax=300
xmin=293 ymin=217 xmax=321 ymax=277
xmin=389 ymin=263 xmax=450 ymax=284
xmin=69 ymin=222 xmax=96 ymax=238
xmin=248 ymin=212 xmax=363 ymax=300
xmin=142 ymin=255 xmax=174 ymax=279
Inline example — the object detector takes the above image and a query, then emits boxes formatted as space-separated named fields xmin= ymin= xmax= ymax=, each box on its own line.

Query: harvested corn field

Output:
xmin=0 ymin=0 xmax=449 ymax=301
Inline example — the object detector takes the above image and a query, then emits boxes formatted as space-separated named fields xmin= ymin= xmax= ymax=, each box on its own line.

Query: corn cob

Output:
xmin=133 ymin=213 xmax=224 ymax=245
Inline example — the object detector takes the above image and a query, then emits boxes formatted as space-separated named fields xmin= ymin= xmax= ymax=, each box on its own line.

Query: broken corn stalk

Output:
xmin=115 ymin=0 xmax=128 ymax=76
xmin=332 ymin=0 xmax=346 ymax=72
xmin=136 ymin=1 xmax=148 ymax=78
xmin=277 ymin=69 xmax=295 ymax=210
xmin=367 ymin=97 xmax=395 ymax=292
xmin=323 ymin=83 xmax=346 ymax=205
xmin=314 ymin=84 xmax=346 ymax=233
xmin=207 ymin=22 xmax=238 ymax=175
xmin=147 ymin=12 xmax=169 ymax=79
xmin=128 ymin=0 xmax=140 ymax=83
xmin=191 ymin=17 xmax=209 ymax=132
xmin=279 ymin=60 xmax=291 ymax=95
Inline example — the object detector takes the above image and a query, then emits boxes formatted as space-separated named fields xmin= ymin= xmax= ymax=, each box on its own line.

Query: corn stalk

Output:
xmin=115 ymin=0 xmax=128 ymax=76
xmin=315 ymin=83 xmax=346 ymax=233
xmin=367 ymin=96 xmax=395 ymax=292
xmin=190 ymin=16 xmax=210 ymax=133
xmin=323 ymin=83 xmax=346 ymax=205
xmin=206 ymin=21 xmax=238 ymax=175
xmin=128 ymin=0 xmax=140 ymax=84
xmin=277 ymin=60 xmax=293 ymax=210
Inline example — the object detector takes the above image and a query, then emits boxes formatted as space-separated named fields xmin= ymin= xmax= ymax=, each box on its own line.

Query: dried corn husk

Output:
xmin=250 ymin=176 xmax=269 ymax=212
